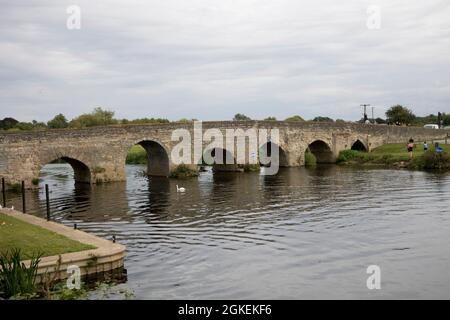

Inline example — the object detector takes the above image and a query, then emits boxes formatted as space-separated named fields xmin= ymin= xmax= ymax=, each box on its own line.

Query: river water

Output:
xmin=4 ymin=164 xmax=450 ymax=299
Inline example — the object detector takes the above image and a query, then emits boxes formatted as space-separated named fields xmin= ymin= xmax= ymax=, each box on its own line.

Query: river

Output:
xmin=4 ymin=164 xmax=450 ymax=299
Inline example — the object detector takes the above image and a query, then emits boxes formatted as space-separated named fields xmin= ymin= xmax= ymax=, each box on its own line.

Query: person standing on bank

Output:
xmin=423 ymin=141 xmax=428 ymax=151
xmin=407 ymin=138 xmax=415 ymax=159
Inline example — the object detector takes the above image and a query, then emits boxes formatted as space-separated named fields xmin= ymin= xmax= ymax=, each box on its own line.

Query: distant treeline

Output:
xmin=1 ymin=105 xmax=449 ymax=132
xmin=0 ymin=107 xmax=171 ymax=131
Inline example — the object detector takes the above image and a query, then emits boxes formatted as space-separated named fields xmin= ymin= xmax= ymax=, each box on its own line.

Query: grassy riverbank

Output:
xmin=337 ymin=143 xmax=450 ymax=170
xmin=0 ymin=213 xmax=95 ymax=259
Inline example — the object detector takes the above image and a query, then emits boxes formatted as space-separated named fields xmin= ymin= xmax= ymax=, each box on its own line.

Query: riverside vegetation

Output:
xmin=337 ymin=143 xmax=450 ymax=171
xmin=128 ymin=143 xmax=450 ymax=173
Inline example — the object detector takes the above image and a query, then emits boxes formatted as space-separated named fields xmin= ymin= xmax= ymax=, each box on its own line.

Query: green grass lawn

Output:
xmin=0 ymin=213 xmax=95 ymax=259
xmin=371 ymin=142 xmax=448 ymax=157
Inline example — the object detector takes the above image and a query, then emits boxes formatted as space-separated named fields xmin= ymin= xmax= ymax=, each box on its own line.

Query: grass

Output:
xmin=126 ymin=145 xmax=147 ymax=164
xmin=0 ymin=213 xmax=95 ymax=259
xmin=337 ymin=143 xmax=450 ymax=169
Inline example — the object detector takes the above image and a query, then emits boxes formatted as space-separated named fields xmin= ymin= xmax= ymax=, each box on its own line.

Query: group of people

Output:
xmin=407 ymin=138 xmax=444 ymax=158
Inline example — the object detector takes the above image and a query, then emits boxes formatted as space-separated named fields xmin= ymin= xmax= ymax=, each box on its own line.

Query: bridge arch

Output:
xmin=39 ymin=156 xmax=91 ymax=184
xmin=127 ymin=139 xmax=170 ymax=177
xmin=351 ymin=139 xmax=368 ymax=152
xmin=307 ymin=140 xmax=334 ymax=163
xmin=259 ymin=142 xmax=288 ymax=167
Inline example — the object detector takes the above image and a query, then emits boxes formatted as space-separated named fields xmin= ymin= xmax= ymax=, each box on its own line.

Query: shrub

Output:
xmin=243 ymin=164 xmax=260 ymax=172
xmin=0 ymin=249 xmax=42 ymax=299
xmin=304 ymin=151 xmax=317 ymax=167
xmin=32 ymin=178 xmax=40 ymax=186
xmin=170 ymin=164 xmax=199 ymax=179
xmin=411 ymin=151 xmax=450 ymax=170
xmin=336 ymin=150 xmax=360 ymax=163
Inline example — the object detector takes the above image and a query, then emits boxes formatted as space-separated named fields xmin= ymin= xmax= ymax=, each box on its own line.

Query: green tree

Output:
xmin=47 ymin=113 xmax=69 ymax=129
xmin=264 ymin=117 xmax=277 ymax=121
xmin=176 ymin=118 xmax=197 ymax=123
xmin=375 ymin=117 xmax=386 ymax=124
xmin=444 ymin=114 xmax=450 ymax=126
xmin=69 ymin=107 xmax=118 ymax=128
xmin=11 ymin=120 xmax=46 ymax=131
xmin=0 ymin=117 xmax=19 ymax=130
xmin=285 ymin=115 xmax=304 ymax=122
xmin=128 ymin=118 xmax=170 ymax=124
xmin=233 ymin=113 xmax=251 ymax=121
xmin=312 ymin=116 xmax=334 ymax=122
xmin=385 ymin=105 xmax=415 ymax=125
xmin=13 ymin=122 xmax=34 ymax=131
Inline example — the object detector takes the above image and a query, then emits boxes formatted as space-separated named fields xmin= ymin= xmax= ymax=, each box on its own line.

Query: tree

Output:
xmin=444 ymin=114 xmax=450 ymax=126
xmin=127 ymin=118 xmax=170 ymax=124
xmin=385 ymin=105 xmax=415 ymax=125
xmin=233 ymin=113 xmax=251 ymax=121
xmin=14 ymin=122 xmax=34 ymax=131
xmin=375 ymin=117 xmax=386 ymax=124
xmin=312 ymin=116 xmax=334 ymax=122
xmin=69 ymin=107 xmax=118 ymax=128
xmin=47 ymin=113 xmax=69 ymax=129
xmin=264 ymin=117 xmax=277 ymax=121
xmin=285 ymin=115 xmax=304 ymax=122
xmin=0 ymin=117 xmax=19 ymax=130
xmin=176 ymin=118 xmax=197 ymax=123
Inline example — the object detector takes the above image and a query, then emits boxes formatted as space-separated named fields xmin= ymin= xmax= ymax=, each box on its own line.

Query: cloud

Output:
xmin=0 ymin=0 xmax=449 ymax=122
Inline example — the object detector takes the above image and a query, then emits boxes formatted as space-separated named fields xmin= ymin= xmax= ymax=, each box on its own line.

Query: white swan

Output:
xmin=176 ymin=185 xmax=186 ymax=193
xmin=11 ymin=206 xmax=14 ymax=211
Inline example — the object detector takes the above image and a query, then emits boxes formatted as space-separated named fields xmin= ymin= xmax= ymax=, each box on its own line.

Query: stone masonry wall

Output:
xmin=0 ymin=121 xmax=448 ymax=187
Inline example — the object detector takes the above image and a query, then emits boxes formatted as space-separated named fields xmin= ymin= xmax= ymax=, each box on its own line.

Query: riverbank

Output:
xmin=337 ymin=143 xmax=450 ymax=170
xmin=0 ymin=209 xmax=126 ymax=299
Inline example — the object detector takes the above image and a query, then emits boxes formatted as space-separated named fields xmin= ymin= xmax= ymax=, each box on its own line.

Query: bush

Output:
xmin=0 ymin=249 xmax=42 ymax=299
xmin=336 ymin=150 xmax=360 ymax=163
xmin=304 ymin=151 xmax=317 ymax=167
xmin=411 ymin=151 xmax=450 ymax=170
xmin=170 ymin=164 xmax=199 ymax=179
xmin=243 ymin=164 xmax=260 ymax=172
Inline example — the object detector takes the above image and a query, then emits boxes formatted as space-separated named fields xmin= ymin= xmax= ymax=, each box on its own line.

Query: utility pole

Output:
xmin=438 ymin=112 xmax=443 ymax=129
xmin=361 ymin=104 xmax=370 ymax=123
xmin=371 ymin=106 xmax=375 ymax=124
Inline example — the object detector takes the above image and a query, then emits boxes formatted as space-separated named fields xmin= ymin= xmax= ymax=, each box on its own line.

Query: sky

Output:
xmin=0 ymin=0 xmax=450 ymax=122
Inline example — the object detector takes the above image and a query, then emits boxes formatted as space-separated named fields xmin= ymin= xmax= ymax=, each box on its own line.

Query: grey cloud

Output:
xmin=0 ymin=0 xmax=450 ymax=122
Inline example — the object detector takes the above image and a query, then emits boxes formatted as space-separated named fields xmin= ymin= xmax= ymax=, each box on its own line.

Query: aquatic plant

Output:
xmin=169 ymin=164 xmax=199 ymax=178
xmin=0 ymin=249 xmax=42 ymax=299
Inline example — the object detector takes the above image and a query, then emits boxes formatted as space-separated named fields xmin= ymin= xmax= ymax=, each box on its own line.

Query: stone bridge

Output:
xmin=0 ymin=121 xmax=447 ymax=187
